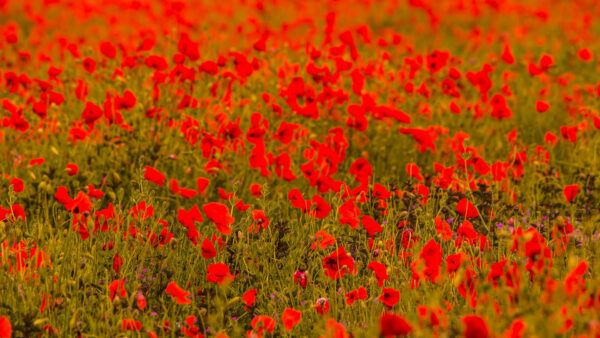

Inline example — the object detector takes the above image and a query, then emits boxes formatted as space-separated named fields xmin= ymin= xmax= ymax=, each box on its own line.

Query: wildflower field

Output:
xmin=1 ymin=0 xmax=600 ymax=336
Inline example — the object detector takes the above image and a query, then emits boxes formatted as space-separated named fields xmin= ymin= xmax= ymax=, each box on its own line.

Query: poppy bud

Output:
xmin=314 ymin=298 xmax=330 ymax=315
xmin=111 ymin=171 xmax=121 ymax=185
xmin=293 ymin=270 xmax=308 ymax=288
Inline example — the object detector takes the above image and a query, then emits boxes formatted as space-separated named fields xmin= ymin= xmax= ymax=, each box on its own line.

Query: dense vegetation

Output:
xmin=1 ymin=0 xmax=600 ymax=336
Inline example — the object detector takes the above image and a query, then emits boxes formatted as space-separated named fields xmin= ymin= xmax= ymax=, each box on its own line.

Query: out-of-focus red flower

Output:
xmin=100 ymin=41 xmax=117 ymax=59
xmin=0 ymin=316 xmax=11 ymax=338
xmin=109 ymin=279 xmax=127 ymax=301
xmin=113 ymin=254 xmax=123 ymax=274
xmin=462 ymin=315 xmax=490 ymax=338
xmin=66 ymin=163 xmax=78 ymax=176
xmin=250 ymin=183 xmax=263 ymax=197
xmin=563 ymin=184 xmax=579 ymax=203
xmin=165 ymin=282 xmax=191 ymax=304
xmin=535 ymin=100 xmax=550 ymax=113
xmin=136 ymin=291 xmax=147 ymax=310
xmin=9 ymin=177 xmax=23 ymax=193
xmin=380 ymin=312 xmax=412 ymax=337
xmin=249 ymin=315 xmax=275 ymax=337
xmin=282 ymin=308 xmax=302 ymax=331
xmin=121 ymin=318 xmax=141 ymax=332
xmin=243 ymin=289 xmax=257 ymax=310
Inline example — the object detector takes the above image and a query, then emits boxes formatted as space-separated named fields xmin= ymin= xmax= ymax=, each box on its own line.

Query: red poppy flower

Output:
xmin=311 ymin=230 xmax=335 ymax=250
xmin=176 ymin=205 xmax=202 ymax=229
xmin=294 ymin=270 xmax=308 ymax=288
xmin=288 ymin=188 xmax=310 ymax=212
xmin=87 ymin=185 xmax=104 ymax=199
xmin=145 ymin=55 xmax=168 ymax=70
xmin=345 ymin=289 xmax=359 ymax=305
xmin=282 ymin=308 xmax=302 ymax=331
xmin=535 ymin=100 xmax=550 ymax=113
xmin=420 ymin=239 xmax=443 ymax=267
xmin=70 ymin=191 xmax=92 ymax=214
xmin=338 ymin=199 xmax=361 ymax=229
xmin=181 ymin=316 xmax=201 ymax=337
xmin=314 ymin=298 xmax=330 ymax=316
xmin=250 ymin=316 xmax=275 ymax=337
xmin=434 ymin=216 xmax=453 ymax=241
xmin=578 ymin=48 xmax=593 ymax=61
xmin=349 ymin=158 xmax=372 ymax=186
xmin=81 ymin=101 xmax=103 ymax=124
xmin=505 ymin=319 xmax=525 ymax=338
xmin=371 ymin=184 xmax=390 ymax=200
xmin=345 ymin=286 xmax=367 ymax=306
xmin=9 ymin=177 xmax=23 ymax=193
xmin=456 ymin=198 xmax=479 ymax=218
xmin=66 ymin=163 xmax=78 ymax=176
xmin=113 ymin=254 xmax=123 ymax=273
xmin=380 ymin=313 xmax=412 ymax=337
xmin=379 ymin=288 xmax=400 ymax=308
xmin=243 ymin=289 xmax=257 ymax=309
xmin=560 ymin=125 xmax=578 ymax=143
xmin=114 ymin=90 xmax=137 ymax=110
xmin=200 ymin=60 xmax=219 ymax=75
xmin=462 ymin=315 xmax=489 ymax=338
xmin=361 ymin=215 xmax=383 ymax=237
xmin=28 ymin=158 xmax=45 ymax=166
xmin=178 ymin=187 xmax=198 ymax=199
xmin=323 ymin=318 xmax=348 ymax=338
xmin=100 ymin=41 xmax=117 ymax=59
xmin=206 ymin=263 xmax=234 ymax=285
xmin=564 ymin=260 xmax=588 ymax=295
xmin=171 ymin=178 xmax=182 ymax=194
xmin=235 ymin=199 xmax=251 ymax=211
xmin=322 ymin=246 xmax=356 ymax=279
xmin=426 ymin=50 xmax=449 ymax=74
xmin=136 ymin=291 xmax=147 ymax=310
xmin=543 ymin=132 xmax=558 ymax=146
xmin=109 ymin=279 xmax=126 ymax=301
xmin=274 ymin=120 xmax=299 ymax=144
xmin=143 ymin=166 xmax=166 ymax=187
xmin=203 ymin=202 xmax=235 ymax=235
xmin=250 ymin=209 xmax=269 ymax=232
xmin=368 ymin=261 xmax=389 ymax=287
xmin=121 ymin=319 xmax=141 ymax=332
xmin=501 ymin=44 xmax=515 ymax=64
xmin=82 ymin=57 xmax=96 ymax=73
xmin=201 ymin=238 xmax=217 ymax=259
xmin=250 ymin=183 xmax=263 ymax=197
xmin=310 ymin=195 xmax=331 ymax=219
xmin=0 ymin=316 xmax=11 ymax=338
xmin=406 ymin=163 xmax=424 ymax=182
xmin=563 ymin=184 xmax=579 ymax=203
xmin=446 ymin=253 xmax=463 ymax=274
xmin=165 ymin=282 xmax=191 ymax=304
xmin=196 ymin=177 xmax=210 ymax=194
xmin=219 ymin=187 xmax=236 ymax=200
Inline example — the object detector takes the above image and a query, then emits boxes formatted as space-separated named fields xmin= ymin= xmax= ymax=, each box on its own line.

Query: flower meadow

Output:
xmin=1 ymin=0 xmax=600 ymax=336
